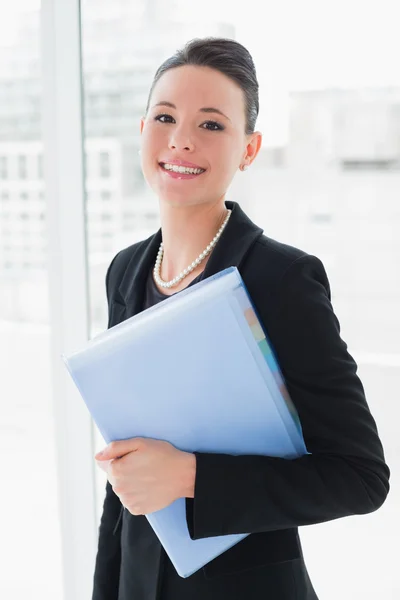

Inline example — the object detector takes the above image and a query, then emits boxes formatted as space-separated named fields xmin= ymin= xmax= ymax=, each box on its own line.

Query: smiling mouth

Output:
xmin=159 ymin=162 xmax=206 ymax=175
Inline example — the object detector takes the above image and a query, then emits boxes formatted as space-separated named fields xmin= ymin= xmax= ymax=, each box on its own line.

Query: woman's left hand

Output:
xmin=95 ymin=438 xmax=196 ymax=515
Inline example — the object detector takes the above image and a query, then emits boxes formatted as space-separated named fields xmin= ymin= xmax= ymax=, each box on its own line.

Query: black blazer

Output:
xmin=92 ymin=201 xmax=390 ymax=600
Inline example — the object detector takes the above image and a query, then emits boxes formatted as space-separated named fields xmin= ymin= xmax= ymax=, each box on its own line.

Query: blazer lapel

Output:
xmin=117 ymin=201 xmax=264 ymax=317
xmin=117 ymin=229 xmax=162 ymax=318
xmin=201 ymin=201 xmax=263 ymax=278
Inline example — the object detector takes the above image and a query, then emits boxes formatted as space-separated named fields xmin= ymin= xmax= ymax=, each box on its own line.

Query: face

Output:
xmin=139 ymin=65 xmax=261 ymax=209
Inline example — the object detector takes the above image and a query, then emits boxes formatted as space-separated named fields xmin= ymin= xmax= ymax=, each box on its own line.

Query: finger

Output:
xmin=95 ymin=438 xmax=143 ymax=460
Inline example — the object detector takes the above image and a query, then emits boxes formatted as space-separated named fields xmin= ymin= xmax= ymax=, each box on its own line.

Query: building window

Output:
xmin=341 ymin=159 xmax=397 ymax=170
xmin=18 ymin=155 xmax=28 ymax=179
xmin=101 ymin=213 xmax=112 ymax=221
xmin=99 ymin=152 xmax=111 ymax=178
xmin=38 ymin=154 xmax=43 ymax=179
xmin=310 ymin=213 xmax=332 ymax=224
xmin=101 ymin=190 xmax=111 ymax=201
xmin=20 ymin=192 xmax=29 ymax=201
xmin=145 ymin=212 xmax=157 ymax=224
xmin=0 ymin=156 xmax=7 ymax=179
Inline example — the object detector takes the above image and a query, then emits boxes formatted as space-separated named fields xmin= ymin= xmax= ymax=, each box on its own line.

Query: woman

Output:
xmin=92 ymin=37 xmax=390 ymax=600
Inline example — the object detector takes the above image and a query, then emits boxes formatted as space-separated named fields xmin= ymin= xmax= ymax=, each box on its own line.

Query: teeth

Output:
xmin=162 ymin=163 xmax=205 ymax=175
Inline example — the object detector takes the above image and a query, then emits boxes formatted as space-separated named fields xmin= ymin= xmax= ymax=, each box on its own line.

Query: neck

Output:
xmin=158 ymin=199 xmax=228 ymax=281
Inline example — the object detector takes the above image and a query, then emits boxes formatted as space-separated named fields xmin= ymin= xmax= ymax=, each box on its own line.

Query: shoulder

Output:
xmin=244 ymin=233 xmax=331 ymax=305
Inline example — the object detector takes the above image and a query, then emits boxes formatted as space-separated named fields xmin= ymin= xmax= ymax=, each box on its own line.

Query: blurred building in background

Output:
xmin=0 ymin=4 xmax=235 ymax=324
xmin=1 ymin=4 xmax=399 ymax=598
xmin=1 ymin=4 xmax=399 ymax=346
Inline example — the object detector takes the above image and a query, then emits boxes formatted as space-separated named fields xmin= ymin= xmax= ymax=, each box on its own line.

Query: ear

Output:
xmin=140 ymin=116 xmax=145 ymax=134
xmin=244 ymin=131 xmax=263 ymax=166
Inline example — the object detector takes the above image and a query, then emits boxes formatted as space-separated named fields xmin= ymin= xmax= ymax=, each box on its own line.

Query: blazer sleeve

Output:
xmin=185 ymin=255 xmax=390 ymax=540
xmin=92 ymin=253 xmax=123 ymax=600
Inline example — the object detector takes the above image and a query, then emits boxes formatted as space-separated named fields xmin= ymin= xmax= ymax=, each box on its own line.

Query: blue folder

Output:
xmin=62 ymin=267 xmax=308 ymax=578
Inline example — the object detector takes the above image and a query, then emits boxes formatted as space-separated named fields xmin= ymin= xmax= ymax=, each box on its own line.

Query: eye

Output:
xmin=154 ymin=113 xmax=174 ymax=124
xmin=154 ymin=113 xmax=224 ymax=131
xmin=201 ymin=120 xmax=224 ymax=131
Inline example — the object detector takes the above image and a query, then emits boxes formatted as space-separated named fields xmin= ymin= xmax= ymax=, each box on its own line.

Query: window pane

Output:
xmin=0 ymin=155 xmax=8 ymax=178
xmin=80 ymin=2 xmax=398 ymax=598
xmin=0 ymin=5 xmax=63 ymax=599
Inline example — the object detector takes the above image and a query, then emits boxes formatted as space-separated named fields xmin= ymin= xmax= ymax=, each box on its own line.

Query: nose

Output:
xmin=168 ymin=128 xmax=194 ymax=152
xmin=170 ymin=144 xmax=191 ymax=151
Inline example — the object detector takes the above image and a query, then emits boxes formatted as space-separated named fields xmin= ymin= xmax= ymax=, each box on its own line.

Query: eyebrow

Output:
xmin=152 ymin=101 xmax=231 ymax=122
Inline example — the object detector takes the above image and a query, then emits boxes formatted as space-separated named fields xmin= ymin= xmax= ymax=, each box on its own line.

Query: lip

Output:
xmin=158 ymin=159 xmax=206 ymax=170
xmin=159 ymin=163 xmax=205 ymax=180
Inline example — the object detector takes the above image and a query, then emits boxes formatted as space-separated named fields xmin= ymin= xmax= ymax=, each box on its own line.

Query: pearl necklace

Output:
xmin=153 ymin=209 xmax=232 ymax=289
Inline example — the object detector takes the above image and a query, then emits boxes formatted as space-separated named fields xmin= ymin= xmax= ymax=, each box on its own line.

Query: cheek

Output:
xmin=211 ymin=140 xmax=240 ymax=178
xmin=142 ymin=127 xmax=160 ymax=155
xmin=140 ymin=132 xmax=162 ymax=178
xmin=215 ymin=134 xmax=240 ymax=162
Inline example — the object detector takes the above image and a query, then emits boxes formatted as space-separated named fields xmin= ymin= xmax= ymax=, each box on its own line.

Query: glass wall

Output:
xmin=80 ymin=0 xmax=240 ymax=521
xmin=81 ymin=2 xmax=399 ymax=598
xmin=0 ymin=3 xmax=62 ymax=599
xmin=2 ymin=1 xmax=396 ymax=598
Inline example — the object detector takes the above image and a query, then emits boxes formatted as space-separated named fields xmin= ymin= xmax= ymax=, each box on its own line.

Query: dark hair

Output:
xmin=145 ymin=37 xmax=259 ymax=135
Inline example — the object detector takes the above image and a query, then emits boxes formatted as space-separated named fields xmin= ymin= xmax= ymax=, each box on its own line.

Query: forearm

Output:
xmin=186 ymin=450 xmax=389 ymax=540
